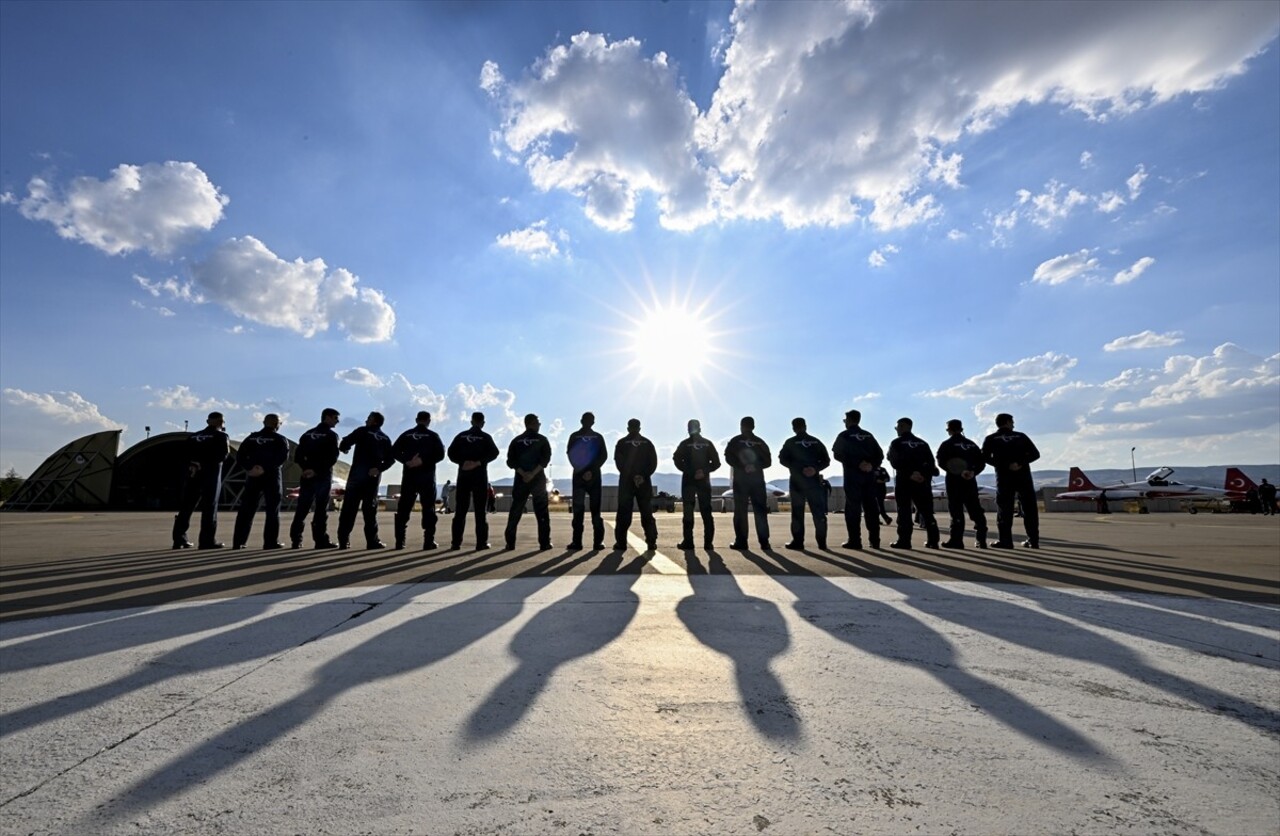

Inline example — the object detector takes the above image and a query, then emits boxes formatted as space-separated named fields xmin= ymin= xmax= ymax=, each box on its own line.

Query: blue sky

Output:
xmin=2 ymin=0 xmax=1277 ymax=485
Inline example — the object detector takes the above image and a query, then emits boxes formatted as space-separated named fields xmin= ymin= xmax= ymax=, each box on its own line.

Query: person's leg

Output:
xmin=588 ymin=478 xmax=604 ymax=548
xmin=570 ymin=472 xmax=586 ymax=547
xmin=505 ymin=477 xmax=530 ymax=548
xmin=233 ymin=477 xmax=262 ymax=548
xmin=531 ymin=479 xmax=551 ymax=548
xmin=262 ymin=473 xmax=282 ymax=546
xmin=696 ymin=481 xmax=714 ymax=546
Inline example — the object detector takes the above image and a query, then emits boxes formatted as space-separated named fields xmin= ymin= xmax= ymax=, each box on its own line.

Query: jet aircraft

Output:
xmin=1056 ymin=467 xmax=1235 ymax=502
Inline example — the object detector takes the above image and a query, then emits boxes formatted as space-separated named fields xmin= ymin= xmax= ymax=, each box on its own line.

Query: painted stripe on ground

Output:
xmin=603 ymin=521 xmax=685 ymax=575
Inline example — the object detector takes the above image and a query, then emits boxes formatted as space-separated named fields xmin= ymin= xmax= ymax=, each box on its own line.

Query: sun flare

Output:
xmin=628 ymin=302 xmax=717 ymax=386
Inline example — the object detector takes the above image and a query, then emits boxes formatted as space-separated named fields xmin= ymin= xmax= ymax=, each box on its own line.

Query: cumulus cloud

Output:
xmin=1080 ymin=151 xmax=1094 ymax=168
xmin=867 ymin=244 xmax=898 ymax=268
xmin=144 ymin=385 xmax=244 ymax=411
xmin=853 ymin=391 xmax=882 ymax=401
xmin=189 ymin=236 xmax=396 ymax=342
xmin=15 ymin=162 xmax=228 ymax=256
xmin=1113 ymin=256 xmax=1155 ymax=284
xmin=334 ymin=367 xmax=386 ymax=388
xmin=495 ymin=220 xmax=564 ymax=259
xmin=1032 ymin=249 xmax=1100 ymax=285
xmin=924 ymin=352 xmax=1079 ymax=399
xmin=135 ymin=274 xmax=204 ymax=303
xmin=2 ymin=389 xmax=122 ymax=430
xmin=1126 ymin=164 xmax=1148 ymax=199
xmin=485 ymin=2 xmax=1277 ymax=232
xmin=1104 ymin=330 xmax=1184 ymax=352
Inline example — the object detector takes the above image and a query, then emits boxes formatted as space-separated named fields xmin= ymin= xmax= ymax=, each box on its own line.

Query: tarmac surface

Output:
xmin=1 ymin=510 xmax=1278 ymax=834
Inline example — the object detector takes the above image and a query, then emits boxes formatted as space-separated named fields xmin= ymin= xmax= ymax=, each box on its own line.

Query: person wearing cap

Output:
xmin=886 ymin=417 xmax=940 ymax=550
xmin=778 ymin=417 xmax=830 ymax=550
xmin=172 ymin=411 xmax=232 ymax=550
xmin=673 ymin=419 xmax=722 ymax=550
xmin=231 ymin=413 xmax=291 ymax=550
xmin=613 ymin=418 xmax=659 ymax=550
xmin=831 ymin=409 xmax=885 ymax=550
xmin=935 ymin=419 xmax=988 ymax=549
xmin=447 ymin=411 xmax=501 ymax=549
xmin=290 ymin=408 xmax=341 ymax=549
xmin=392 ymin=410 xmax=446 ymax=550
xmin=504 ymin=413 xmax=554 ymax=551
xmin=565 ymin=411 xmax=608 ymax=550
xmin=981 ymin=413 xmax=1041 ymax=549
xmin=724 ymin=416 xmax=772 ymax=549
xmin=336 ymin=412 xmax=396 ymax=549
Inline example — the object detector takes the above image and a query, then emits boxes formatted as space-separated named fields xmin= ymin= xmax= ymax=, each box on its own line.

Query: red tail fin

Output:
xmin=1067 ymin=467 xmax=1096 ymax=491
xmin=1225 ymin=467 xmax=1256 ymax=497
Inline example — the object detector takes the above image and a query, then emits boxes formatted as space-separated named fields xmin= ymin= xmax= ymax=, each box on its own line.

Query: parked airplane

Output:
xmin=1057 ymin=467 xmax=1230 ymax=502
xmin=928 ymin=480 xmax=997 ymax=499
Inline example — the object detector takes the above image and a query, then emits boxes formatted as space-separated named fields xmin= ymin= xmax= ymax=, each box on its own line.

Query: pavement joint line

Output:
xmin=603 ymin=520 xmax=685 ymax=575
xmin=0 ymin=598 xmax=378 ymax=809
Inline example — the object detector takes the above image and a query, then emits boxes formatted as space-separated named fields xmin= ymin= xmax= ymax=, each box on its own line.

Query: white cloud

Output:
xmin=1126 ymin=164 xmax=1148 ymax=199
xmin=15 ymin=161 xmax=228 ymax=256
xmin=1022 ymin=181 xmax=1091 ymax=228
xmin=1032 ymin=249 xmax=1100 ymax=285
xmin=1113 ymin=256 xmax=1155 ymax=284
xmin=495 ymin=220 xmax=563 ymax=259
xmin=144 ymin=385 xmax=243 ymax=411
xmin=485 ymin=3 xmax=1276 ymax=232
xmin=853 ymin=391 xmax=882 ymax=401
xmin=867 ymin=244 xmax=898 ymax=268
xmin=2 ymin=389 xmax=122 ymax=430
xmin=1095 ymin=191 xmax=1125 ymax=213
xmin=134 ymin=274 xmax=204 ymax=303
xmin=1104 ymin=330 xmax=1184 ymax=352
xmin=334 ymin=367 xmax=386 ymax=388
xmin=189 ymin=236 xmax=396 ymax=342
xmin=1080 ymin=151 xmax=1094 ymax=168
xmin=947 ymin=228 xmax=967 ymax=241
xmin=924 ymin=352 xmax=1079 ymax=399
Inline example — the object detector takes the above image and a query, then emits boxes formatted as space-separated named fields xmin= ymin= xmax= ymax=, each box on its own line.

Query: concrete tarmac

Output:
xmin=1 ymin=510 xmax=1278 ymax=834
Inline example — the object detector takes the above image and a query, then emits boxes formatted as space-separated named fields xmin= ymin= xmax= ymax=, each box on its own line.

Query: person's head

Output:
xmin=844 ymin=409 xmax=861 ymax=428
xmin=321 ymin=408 xmax=340 ymax=428
xmin=688 ymin=419 xmax=701 ymax=436
xmin=740 ymin=416 xmax=755 ymax=433
xmin=895 ymin=417 xmax=913 ymax=437
xmin=262 ymin=413 xmax=280 ymax=432
xmin=946 ymin=418 xmax=963 ymax=436
xmin=206 ymin=411 xmax=224 ymax=430
xmin=581 ymin=411 xmax=595 ymax=429
xmin=524 ymin=413 xmax=540 ymax=432
xmin=366 ymin=411 xmax=385 ymax=429
xmin=416 ymin=410 xmax=431 ymax=427
xmin=996 ymin=412 xmax=1014 ymax=430
xmin=791 ymin=417 xmax=806 ymax=433
xmin=471 ymin=411 xmax=485 ymax=428
xmin=627 ymin=418 xmax=641 ymax=435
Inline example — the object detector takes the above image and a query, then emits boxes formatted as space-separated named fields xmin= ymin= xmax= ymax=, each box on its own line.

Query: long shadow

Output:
xmin=89 ymin=549 xmax=604 ymax=823
xmin=463 ymin=550 xmax=651 ymax=740
xmin=753 ymin=551 xmax=1109 ymax=761
xmin=853 ymin=567 xmax=1280 ymax=737
xmin=676 ymin=551 xmax=800 ymax=741
xmin=876 ymin=548 xmax=1280 ymax=669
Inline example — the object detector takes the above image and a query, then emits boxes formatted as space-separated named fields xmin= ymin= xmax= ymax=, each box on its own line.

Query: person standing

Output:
xmin=831 ymin=409 xmax=885 ymax=550
xmin=504 ymin=413 xmax=553 ymax=550
xmin=724 ymin=416 xmax=772 ymax=550
xmin=935 ymin=419 xmax=988 ymax=549
xmin=171 ymin=411 xmax=231 ymax=550
xmin=674 ymin=419 xmax=721 ymax=550
xmin=441 ymin=480 xmax=452 ymax=513
xmin=779 ymin=417 xmax=830 ymax=550
xmin=613 ymin=418 xmax=658 ymax=551
xmin=1259 ymin=479 xmax=1277 ymax=516
xmin=231 ymin=413 xmax=290 ymax=549
xmin=982 ymin=413 xmax=1041 ymax=549
xmin=336 ymin=412 xmax=395 ymax=549
xmin=874 ymin=466 xmax=893 ymax=525
xmin=887 ymin=417 xmax=940 ymax=550
xmin=392 ymin=411 xmax=446 ymax=550
xmin=447 ymin=412 xmax=500 ymax=550
xmin=566 ymin=411 xmax=608 ymax=550
xmin=290 ymin=408 xmax=341 ymax=549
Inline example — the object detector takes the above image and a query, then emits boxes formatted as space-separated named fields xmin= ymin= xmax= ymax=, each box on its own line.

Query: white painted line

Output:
xmin=603 ymin=520 xmax=686 ymax=575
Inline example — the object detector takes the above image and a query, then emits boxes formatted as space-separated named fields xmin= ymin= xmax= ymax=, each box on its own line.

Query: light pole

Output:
xmin=1131 ymin=447 xmax=1137 ymax=482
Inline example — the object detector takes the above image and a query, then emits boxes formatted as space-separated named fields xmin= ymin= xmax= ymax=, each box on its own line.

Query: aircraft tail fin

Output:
xmin=1067 ymin=467 xmax=1096 ymax=491
xmin=1225 ymin=467 xmax=1257 ymax=496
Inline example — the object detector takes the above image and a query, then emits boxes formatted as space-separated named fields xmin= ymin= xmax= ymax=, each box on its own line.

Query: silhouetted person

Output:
xmin=441 ymin=480 xmax=452 ymax=513
xmin=674 ymin=419 xmax=721 ymax=549
xmin=336 ymin=412 xmax=395 ymax=549
xmin=172 ymin=411 xmax=231 ymax=550
xmin=982 ymin=412 xmax=1041 ymax=549
xmin=290 ymin=408 xmax=340 ymax=549
xmin=935 ymin=418 xmax=988 ymax=549
xmin=779 ymin=417 xmax=830 ymax=550
xmin=504 ymin=413 xmax=553 ymax=550
xmin=724 ymin=416 xmax=772 ymax=549
xmin=1259 ymin=479 xmax=1276 ymax=516
xmin=231 ymin=413 xmax=290 ymax=549
xmin=392 ymin=411 xmax=445 ymax=550
xmin=566 ymin=411 xmax=607 ymax=550
xmin=614 ymin=418 xmax=658 ymax=550
xmin=447 ymin=412 xmax=500 ymax=549
xmin=887 ymin=417 xmax=940 ymax=549
xmin=874 ymin=466 xmax=892 ymax=525
xmin=832 ymin=409 xmax=885 ymax=550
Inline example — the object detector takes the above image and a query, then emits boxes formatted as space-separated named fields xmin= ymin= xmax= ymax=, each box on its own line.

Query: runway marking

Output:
xmin=603 ymin=520 xmax=685 ymax=575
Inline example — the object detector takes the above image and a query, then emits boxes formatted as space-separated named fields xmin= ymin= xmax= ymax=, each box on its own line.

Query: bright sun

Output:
xmin=629 ymin=302 xmax=717 ymax=386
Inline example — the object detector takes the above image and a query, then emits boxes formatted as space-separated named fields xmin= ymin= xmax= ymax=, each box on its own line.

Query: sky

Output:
xmin=2 ymin=0 xmax=1278 ymax=487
